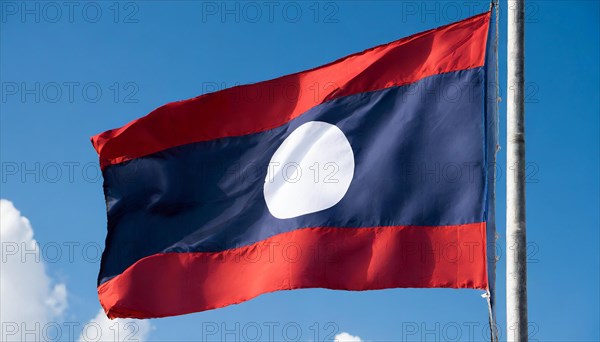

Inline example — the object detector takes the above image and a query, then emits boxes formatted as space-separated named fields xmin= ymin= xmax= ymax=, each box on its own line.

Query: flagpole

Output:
xmin=506 ymin=0 xmax=528 ymax=341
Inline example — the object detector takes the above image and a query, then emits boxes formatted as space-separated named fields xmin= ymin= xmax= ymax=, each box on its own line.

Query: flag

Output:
xmin=92 ymin=11 xmax=496 ymax=319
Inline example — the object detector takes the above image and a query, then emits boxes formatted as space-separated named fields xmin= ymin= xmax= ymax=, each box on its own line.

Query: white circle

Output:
xmin=264 ymin=121 xmax=355 ymax=219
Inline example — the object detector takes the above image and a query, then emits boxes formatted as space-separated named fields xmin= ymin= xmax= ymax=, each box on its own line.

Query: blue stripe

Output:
xmin=99 ymin=68 xmax=486 ymax=285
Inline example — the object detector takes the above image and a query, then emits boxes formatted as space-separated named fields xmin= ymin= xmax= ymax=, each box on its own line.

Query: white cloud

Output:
xmin=0 ymin=199 xmax=68 ymax=341
xmin=79 ymin=309 xmax=152 ymax=342
xmin=334 ymin=332 xmax=363 ymax=342
xmin=1 ymin=199 xmax=153 ymax=342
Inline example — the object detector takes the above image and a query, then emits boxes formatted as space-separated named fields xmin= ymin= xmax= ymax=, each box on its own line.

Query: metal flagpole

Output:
xmin=506 ymin=0 xmax=528 ymax=341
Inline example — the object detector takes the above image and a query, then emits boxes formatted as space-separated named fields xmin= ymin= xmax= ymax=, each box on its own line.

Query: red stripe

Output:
xmin=92 ymin=13 xmax=490 ymax=169
xmin=98 ymin=223 xmax=488 ymax=319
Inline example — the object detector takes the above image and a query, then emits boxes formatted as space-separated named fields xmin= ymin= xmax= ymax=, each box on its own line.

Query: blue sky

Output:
xmin=1 ymin=1 xmax=598 ymax=341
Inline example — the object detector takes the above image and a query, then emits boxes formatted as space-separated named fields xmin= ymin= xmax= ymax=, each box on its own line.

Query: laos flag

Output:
xmin=92 ymin=11 xmax=497 ymax=319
